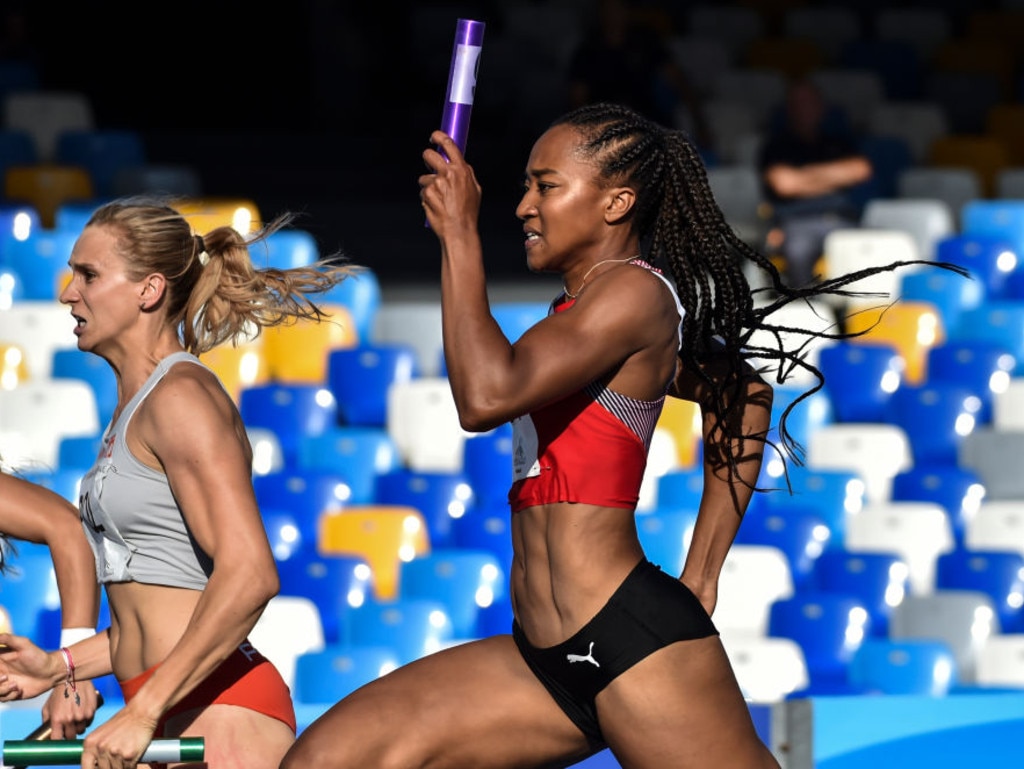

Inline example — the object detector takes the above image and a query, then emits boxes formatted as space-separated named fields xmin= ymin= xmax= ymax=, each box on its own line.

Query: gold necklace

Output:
xmin=563 ymin=255 xmax=640 ymax=299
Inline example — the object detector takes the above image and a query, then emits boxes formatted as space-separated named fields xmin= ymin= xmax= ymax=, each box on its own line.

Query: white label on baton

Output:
xmin=449 ymin=44 xmax=481 ymax=105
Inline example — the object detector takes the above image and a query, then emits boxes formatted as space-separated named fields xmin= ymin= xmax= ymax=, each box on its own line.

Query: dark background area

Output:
xmin=15 ymin=1 xmax=574 ymax=284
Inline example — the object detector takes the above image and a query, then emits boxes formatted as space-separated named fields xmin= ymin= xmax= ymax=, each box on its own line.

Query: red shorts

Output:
xmin=119 ymin=641 xmax=297 ymax=735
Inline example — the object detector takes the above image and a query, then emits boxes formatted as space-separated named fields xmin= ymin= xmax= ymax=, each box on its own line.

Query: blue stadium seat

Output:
xmin=926 ymin=340 xmax=1016 ymax=424
xmin=320 ymin=267 xmax=382 ymax=345
xmin=238 ymin=383 xmax=338 ymax=467
xmin=948 ymin=301 xmax=1024 ymax=376
xmin=883 ymin=381 xmax=982 ymax=466
xmin=0 ymin=544 xmax=60 ymax=640
xmin=490 ymin=301 xmax=550 ymax=342
xmin=55 ymin=128 xmax=146 ymax=198
xmin=374 ymin=468 xmax=475 ymax=548
xmin=849 ymin=638 xmax=956 ymax=696
xmin=461 ymin=423 xmax=514 ymax=510
xmin=771 ymin=468 xmax=867 ymax=551
xmin=935 ymin=232 xmax=1017 ymax=299
xmin=891 ymin=464 xmax=986 ymax=547
xmin=0 ymin=130 xmax=38 ymax=182
xmin=898 ymin=268 xmax=984 ymax=332
xmin=345 ymin=598 xmax=454 ymax=665
xmin=734 ymin=502 xmax=832 ymax=591
xmin=818 ymin=343 xmax=903 ymax=423
xmin=768 ymin=591 xmax=871 ymax=693
xmin=452 ymin=503 xmax=515 ymax=588
xmin=813 ymin=549 xmax=910 ymax=637
xmin=252 ymin=469 xmax=352 ymax=544
xmin=326 ymin=343 xmax=417 ymax=427
xmin=961 ymin=201 xmax=1024 ymax=270
xmin=293 ymin=644 xmax=400 ymax=704
xmin=261 ymin=508 xmax=306 ymax=564
xmin=57 ymin=433 xmax=103 ymax=472
xmin=51 ymin=347 xmax=118 ymax=428
xmin=247 ymin=227 xmax=319 ymax=270
xmin=18 ymin=467 xmax=85 ymax=505
xmin=654 ymin=468 xmax=703 ymax=512
xmin=399 ymin=549 xmax=506 ymax=638
xmin=278 ymin=552 xmax=374 ymax=643
xmin=636 ymin=508 xmax=698 ymax=576
xmin=936 ymin=548 xmax=1024 ymax=634
xmin=296 ymin=426 xmax=400 ymax=505
xmin=2 ymin=228 xmax=77 ymax=299
xmin=53 ymin=200 xmax=103 ymax=235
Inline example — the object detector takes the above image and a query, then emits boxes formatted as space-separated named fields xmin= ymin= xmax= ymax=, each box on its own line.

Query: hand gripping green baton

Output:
xmin=2 ymin=738 xmax=204 ymax=766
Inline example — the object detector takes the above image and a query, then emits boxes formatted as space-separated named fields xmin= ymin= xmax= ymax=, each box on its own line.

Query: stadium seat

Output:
xmin=746 ymin=297 xmax=839 ymax=388
xmin=840 ymin=38 xmax=922 ymax=102
xmin=768 ymin=591 xmax=871 ymax=692
xmin=0 ymin=378 xmax=99 ymax=470
xmin=896 ymin=168 xmax=982 ymax=227
xmin=845 ymin=501 xmax=955 ymax=596
xmin=770 ymin=468 xmax=866 ymax=551
xmin=866 ymin=101 xmax=949 ymax=164
xmin=461 ymin=423 xmax=514 ymax=510
xmin=2 ymin=228 xmax=77 ymax=300
xmin=636 ymin=508 xmax=698 ymax=577
xmin=993 ymin=377 xmax=1024 ymax=431
xmin=292 ymin=644 xmax=400 ymax=704
xmin=261 ymin=508 xmax=305 ymax=565
xmin=0 ymin=544 xmax=60 ymax=639
xmin=926 ymin=341 xmax=1016 ymax=425
xmin=3 ymin=90 xmax=95 ymax=161
xmin=926 ymin=74 xmax=1005 ymax=139
xmin=891 ymin=464 xmax=986 ymax=547
xmin=247 ymin=227 xmax=319 ymax=270
xmin=821 ymin=228 xmax=919 ymax=314
xmin=882 ymin=381 xmax=982 ymax=467
xmin=849 ymin=638 xmax=956 ymax=696
xmin=51 ymin=347 xmax=118 ymax=428
xmin=706 ymin=165 xmax=768 ymax=246
xmin=247 ymin=426 xmax=285 ymax=477
xmin=399 ymin=549 xmax=505 ymax=638
xmin=964 ymin=501 xmax=1024 ymax=558
xmin=54 ymin=128 xmax=146 ymax=198
xmin=318 ymin=505 xmax=431 ymax=600
xmin=372 ymin=301 xmax=444 ymax=377
xmin=386 ymin=377 xmax=466 ymax=473
xmin=889 ymin=590 xmax=999 ymax=684
xmin=0 ymin=129 xmax=38 ymax=187
xmin=812 ymin=549 xmax=910 ymax=637
xmin=935 ymin=549 xmax=1024 ymax=634
xmin=0 ymin=341 xmax=29 ymax=389
xmin=110 ymin=163 xmax=202 ymax=198
xmin=844 ymin=300 xmax=945 ymax=386
xmin=296 ymin=426 xmax=400 ymax=505
xmin=898 ymin=268 xmax=984 ymax=334
xmin=252 ymin=469 xmax=352 ymax=544
xmin=807 ymin=423 xmax=912 ymax=504
xmin=714 ymin=544 xmax=794 ymax=637
xmin=277 ymin=552 xmax=374 ymax=643
xmin=326 ymin=343 xmax=417 ymax=427
xmin=733 ymin=502 xmax=831 ymax=591
xmin=238 ymin=382 xmax=338 ymax=468
xmin=261 ymin=302 xmax=358 ymax=384
xmin=490 ymin=301 xmax=550 ymax=343
xmin=375 ymin=468 xmax=475 ymax=549
xmin=172 ymin=197 xmax=261 ymax=236
xmin=711 ymin=69 xmax=787 ymax=131
xmin=3 ymin=164 xmax=94 ymax=229
xmin=720 ymin=634 xmax=809 ymax=703
xmin=345 ymin=598 xmax=453 ymax=666
xmin=198 ymin=336 xmax=269 ymax=405
xmin=319 ymin=268 xmax=381 ymax=348
xmin=248 ymin=594 xmax=325 ymax=690
xmin=860 ymin=199 xmax=955 ymax=263
xmin=817 ymin=343 xmax=903 ymax=423
xmin=452 ymin=503 xmax=515 ymax=581
xmin=960 ymin=430 xmax=1024 ymax=501
xmin=935 ymin=232 xmax=1018 ymax=299
xmin=686 ymin=5 xmax=766 ymax=59
xmin=875 ymin=8 xmax=952 ymax=64
xmin=808 ymin=69 xmax=882 ymax=132
xmin=57 ymin=433 xmax=102 ymax=472
xmin=975 ymin=634 xmax=1024 ymax=689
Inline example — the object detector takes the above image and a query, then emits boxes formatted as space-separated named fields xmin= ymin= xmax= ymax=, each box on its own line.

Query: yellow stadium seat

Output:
xmin=0 ymin=342 xmax=30 ymax=389
xmin=656 ymin=397 xmax=702 ymax=469
xmin=262 ymin=302 xmax=358 ymax=384
xmin=844 ymin=300 xmax=944 ymax=385
xmin=4 ymin=164 xmax=93 ymax=228
xmin=199 ymin=336 xmax=270 ymax=404
xmin=318 ymin=505 xmax=431 ymax=600
xmin=173 ymin=197 xmax=262 ymax=236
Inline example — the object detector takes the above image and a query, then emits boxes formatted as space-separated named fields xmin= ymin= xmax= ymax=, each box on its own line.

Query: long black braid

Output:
xmin=552 ymin=103 xmax=968 ymax=490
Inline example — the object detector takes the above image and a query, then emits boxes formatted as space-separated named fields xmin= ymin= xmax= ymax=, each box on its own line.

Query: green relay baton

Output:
xmin=2 ymin=738 xmax=204 ymax=766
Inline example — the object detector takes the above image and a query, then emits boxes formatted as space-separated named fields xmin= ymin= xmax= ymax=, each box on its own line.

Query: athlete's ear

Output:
xmin=139 ymin=273 xmax=168 ymax=311
xmin=605 ymin=186 xmax=636 ymax=224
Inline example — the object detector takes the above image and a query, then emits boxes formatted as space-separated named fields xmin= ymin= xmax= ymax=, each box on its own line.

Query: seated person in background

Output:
xmin=758 ymin=78 xmax=873 ymax=288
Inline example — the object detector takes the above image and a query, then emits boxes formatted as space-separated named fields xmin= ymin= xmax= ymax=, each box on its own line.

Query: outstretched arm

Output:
xmin=671 ymin=356 xmax=773 ymax=615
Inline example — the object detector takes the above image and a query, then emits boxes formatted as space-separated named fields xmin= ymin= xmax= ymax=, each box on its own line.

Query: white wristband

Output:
xmin=60 ymin=627 xmax=96 ymax=647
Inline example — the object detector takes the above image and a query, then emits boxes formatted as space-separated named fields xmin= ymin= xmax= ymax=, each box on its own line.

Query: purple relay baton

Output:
xmin=439 ymin=18 xmax=485 ymax=157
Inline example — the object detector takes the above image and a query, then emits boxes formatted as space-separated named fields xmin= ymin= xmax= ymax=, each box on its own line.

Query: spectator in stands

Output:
xmin=0 ymin=472 xmax=100 ymax=738
xmin=758 ymin=78 xmax=873 ymax=288
xmin=0 ymin=201 xmax=356 ymax=768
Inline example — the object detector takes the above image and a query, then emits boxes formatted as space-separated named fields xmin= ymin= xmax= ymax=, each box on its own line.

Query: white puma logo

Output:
xmin=566 ymin=641 xmax=600 ymax=668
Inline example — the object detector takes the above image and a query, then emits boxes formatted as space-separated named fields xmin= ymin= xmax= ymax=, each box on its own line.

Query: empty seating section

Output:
xmin=11 ymin=4 xmax=1024 ymax=718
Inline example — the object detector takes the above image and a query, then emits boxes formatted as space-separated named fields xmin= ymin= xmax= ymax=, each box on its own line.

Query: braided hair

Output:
xmin=552 ymin=103 xmax=967 ymax=486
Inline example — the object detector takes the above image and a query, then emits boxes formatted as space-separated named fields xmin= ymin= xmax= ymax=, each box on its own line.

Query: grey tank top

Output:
xmin=79 ymin=351 xmax=214 ymax=589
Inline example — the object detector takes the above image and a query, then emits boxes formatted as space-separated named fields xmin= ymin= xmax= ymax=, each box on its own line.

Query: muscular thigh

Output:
xmin=164 ymin=704 xmax=295 ymax=769
xmin=284 ymin=636 xmax=599 ymax=769
xmin=596 ymin=636 xmax=779 ymax=769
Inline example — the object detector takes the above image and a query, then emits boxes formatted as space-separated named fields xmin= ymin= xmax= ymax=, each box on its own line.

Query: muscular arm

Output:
xmin=763 ymin=156 xmax=872 ymax=199
xmin=419 ymin=131 xmax=674 ymax=431
xmin=118 ymin=367 xmax=278 ymax=725
xmin=671 ymin=356 xmax=773 ymax=615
